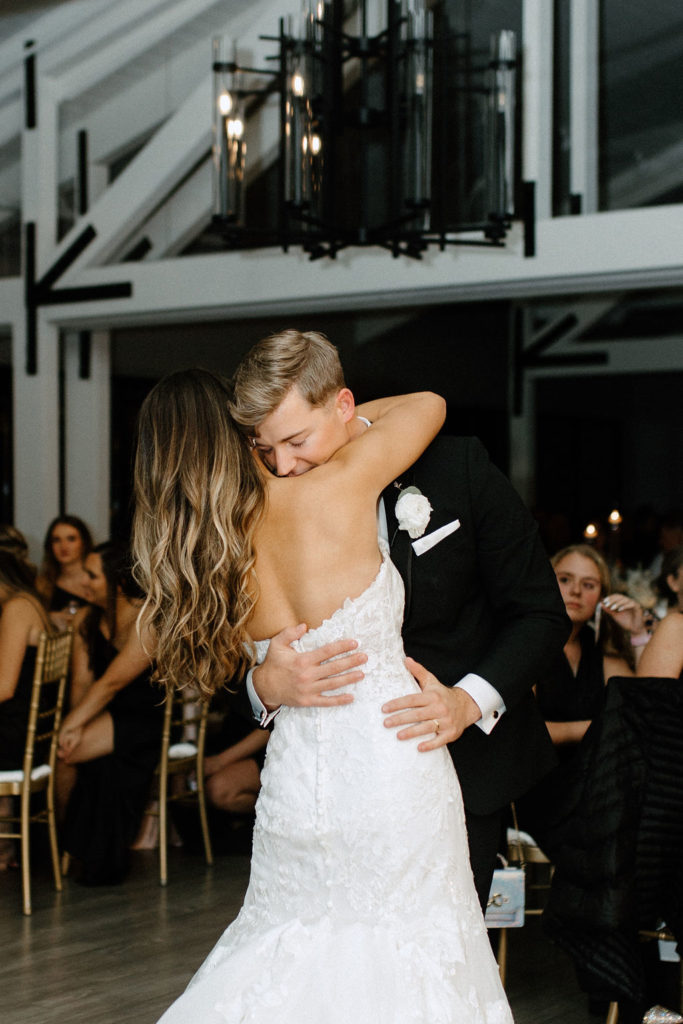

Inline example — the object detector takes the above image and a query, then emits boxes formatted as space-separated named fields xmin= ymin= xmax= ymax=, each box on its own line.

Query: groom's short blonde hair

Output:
xmin=230 ymin=329 xmax=346 ymax=431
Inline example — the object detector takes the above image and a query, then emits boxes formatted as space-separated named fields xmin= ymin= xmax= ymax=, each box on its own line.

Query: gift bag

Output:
xmin=485 ymin=860 xmax=525 ymax=929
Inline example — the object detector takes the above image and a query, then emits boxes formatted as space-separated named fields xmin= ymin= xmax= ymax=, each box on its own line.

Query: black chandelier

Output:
xmin=212 ymin=1 xmax=518 ymax=260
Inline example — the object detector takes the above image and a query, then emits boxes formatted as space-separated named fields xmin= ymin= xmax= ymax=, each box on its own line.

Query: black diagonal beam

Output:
xmin=522 ymin=313 xmax=579 ymax=364
xmin=24 ymin=221 xmax=132 ymax=375
xmin=34 ymin=225 xmax=97 ymax=296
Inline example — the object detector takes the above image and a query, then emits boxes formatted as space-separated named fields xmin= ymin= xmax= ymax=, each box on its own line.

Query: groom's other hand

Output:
xmin=382 ymin=656 xmax=481 ymax=751
xmin=252 ymin=624 xmax=367 ymax=711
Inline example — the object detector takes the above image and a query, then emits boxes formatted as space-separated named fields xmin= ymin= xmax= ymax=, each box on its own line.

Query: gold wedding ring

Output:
xmin=433 ymin=719 xmax=440 ymax=735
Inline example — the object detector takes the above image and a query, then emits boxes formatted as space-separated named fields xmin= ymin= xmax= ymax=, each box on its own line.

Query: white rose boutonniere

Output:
xmin=395 ymin=485 xmax=433 ymax=539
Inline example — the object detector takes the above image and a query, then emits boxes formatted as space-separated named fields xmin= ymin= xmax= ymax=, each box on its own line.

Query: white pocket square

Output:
xmin=411 ymin=519 xmax=461 ymax=556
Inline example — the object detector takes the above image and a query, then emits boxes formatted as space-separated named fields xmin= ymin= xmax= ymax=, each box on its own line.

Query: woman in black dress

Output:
xmin=517 ymin=544 xmax=645 ymax=853
xmin=37 ymin=515 xmax=93 ymax=628
xmin=638 ymin=544 xmax=683 ymax=679
xmin=0 ymin=550 xmax=54 ymax=868
xmin=57 ymin=541 xmax=163 ymax=883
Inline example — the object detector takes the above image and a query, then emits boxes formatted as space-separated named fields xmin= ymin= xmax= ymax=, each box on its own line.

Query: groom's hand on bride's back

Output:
xmin=251 ymin=624 xmax=367 ymax=711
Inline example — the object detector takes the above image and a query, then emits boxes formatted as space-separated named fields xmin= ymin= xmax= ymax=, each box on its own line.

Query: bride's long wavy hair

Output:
xmin=132 ymin=369 xmax=265 ymax=700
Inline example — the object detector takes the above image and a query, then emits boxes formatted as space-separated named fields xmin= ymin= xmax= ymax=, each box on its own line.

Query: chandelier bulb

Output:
xmin=292 ymin=72 xmax=305 ymax=97
xmin=227 ymin=117 xmax=244 ymax=139
xmin=218 ymin=91 xmax=233 ymax=116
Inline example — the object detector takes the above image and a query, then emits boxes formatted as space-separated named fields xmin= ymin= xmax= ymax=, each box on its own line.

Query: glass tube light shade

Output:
xmin=225 ymin=99 xmax=247 ymax=225
xmin=304 ymin=0 xmax=325 ymax=51
xmin=304 ymin=0 xmax=327 ymax=224
xmin=401 ymin=0 xmax=433 ymax=230
xmin=486 ymin=30 xmax=516 ymax=220
xmin=213 ymin=37 xmax=246 ymax=223
xmin=284 ymin=61 xmax=307 ymax=205
xmin=283 ymin=9 xmax=324 ymax=219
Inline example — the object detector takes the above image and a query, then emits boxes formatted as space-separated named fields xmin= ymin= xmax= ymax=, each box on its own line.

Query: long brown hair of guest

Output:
xmin=81 ymin=541 xmax=142 ymax=670
xmin=0 ymin=550 xmax=51 ymax=631
xmin=132 ymin=369 xmax=266 ymax=700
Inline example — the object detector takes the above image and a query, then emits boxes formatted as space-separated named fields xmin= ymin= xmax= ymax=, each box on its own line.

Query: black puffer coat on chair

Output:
xmin=542 ymin=676 xmax=683 ymax=1006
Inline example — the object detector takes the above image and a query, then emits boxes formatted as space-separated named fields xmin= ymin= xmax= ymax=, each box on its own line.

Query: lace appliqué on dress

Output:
xmin=158 ymin=540 xmax=513 ymax=1024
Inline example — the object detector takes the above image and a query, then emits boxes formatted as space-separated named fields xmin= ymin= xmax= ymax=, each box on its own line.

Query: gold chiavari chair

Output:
xmin=0 ymin=628 xmax=73 ymax=915
xmin=154 ymin=687 xmax=213 ymax=886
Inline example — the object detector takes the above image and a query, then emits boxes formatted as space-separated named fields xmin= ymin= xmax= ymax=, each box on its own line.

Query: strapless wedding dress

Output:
xmin=158 ymin=540 xmax=513 ymax=1024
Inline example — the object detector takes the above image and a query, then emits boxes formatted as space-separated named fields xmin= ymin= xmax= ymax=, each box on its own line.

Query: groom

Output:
xmin=232 ymin=329 xmax=569 ymax=908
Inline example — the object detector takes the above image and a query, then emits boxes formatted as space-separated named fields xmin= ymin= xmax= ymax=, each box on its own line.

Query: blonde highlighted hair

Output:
xmin=132 ymin=369 xmax=265 ymax=700
xmin=230 ymin=329 xmax=345 ymax=433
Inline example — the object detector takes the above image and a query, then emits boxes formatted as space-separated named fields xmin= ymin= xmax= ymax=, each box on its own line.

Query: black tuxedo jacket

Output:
xmin=383 ymin=435 xmax=569 ymax=816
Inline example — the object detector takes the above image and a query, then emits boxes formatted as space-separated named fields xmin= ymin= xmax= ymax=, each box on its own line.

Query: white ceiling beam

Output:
xmin=121 ymin=160 xmax=213 ymax=261
xmin=0 ymin=160 xmax=20 ymax=215
xmin=608 ymin=136 xmax=683 ymax=209
xmin=0 ymin=277 xmax=21 ymax=327
xmin=52 ymin=76 xmax=212 ymax=275
xmin=52 ymin=2 xmax=287 ymax=268
xmin=40 ymin=203 xmax=683 ymax=329
xmin=0 ymin=98 xmax=22 ymax=152
xmin=522 ymin=0 xmax=554 ymax=220
xmin=528 ymin=337 xmax=683 ymax=377
xmin=22 ymin=57 xmax=60 ymax=272
xmin=53 ymin=0 xmax=241 ymax=101
xmin=122 ymin=94 xmax=279 ymax=260
xmin=0 ymin=0 xmax=277 ymax=171
xmin=570 ymin=0 xmax=599 ymax=213
xmin=58 ymin=72 xmax=170 ymax=182
xmin=0 ymin=0 xmax=111 ymax=86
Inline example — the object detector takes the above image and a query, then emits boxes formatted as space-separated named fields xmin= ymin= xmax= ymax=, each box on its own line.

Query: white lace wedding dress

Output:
xmin=158 ymin=540 xmax=513 ymax=1024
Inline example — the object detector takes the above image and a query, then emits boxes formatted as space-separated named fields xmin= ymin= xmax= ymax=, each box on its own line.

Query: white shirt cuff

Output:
xmin=246 ymin=668 xmax=280 ymax=727
xmin=456 ymin=673 xmax=506 ymax=735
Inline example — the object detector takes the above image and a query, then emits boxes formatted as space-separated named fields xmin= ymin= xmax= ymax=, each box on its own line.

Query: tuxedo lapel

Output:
xmin=383 ymin=479 xmax=414 ymax=621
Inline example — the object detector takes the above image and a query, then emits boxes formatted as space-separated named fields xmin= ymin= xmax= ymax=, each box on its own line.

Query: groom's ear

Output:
xmin=335 ymin=388 xmax=356 ymax=423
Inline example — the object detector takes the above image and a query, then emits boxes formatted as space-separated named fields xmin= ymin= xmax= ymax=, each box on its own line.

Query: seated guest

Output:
xmin=537 ymin=547 xmax=681 ymax=1022
xmin=204 ymin=714 xmax=269 ymax=817
xmin=0 ymin=550 xmax=54 ymax=869
xmin=57 ymin=541 xmax=163 ymax=884
xmin=169 ymin=708 xmax=269 ymax=857
xmin=539 ymin=544 xmax=640 ymax=746
xmin=638 ymin=545 xmax=683 ymax=679
xmin=37 ymin=515 xmax=93 ymax=628
xmin=0 ymin=524 xmax=30 ymax=563
xmin=648 ymin=510 xmax=683 ymax=576
xmin=516 ymin=544 xmax=645 ymax=852
xmin=654 ymin=544 xmax=683 ymax=614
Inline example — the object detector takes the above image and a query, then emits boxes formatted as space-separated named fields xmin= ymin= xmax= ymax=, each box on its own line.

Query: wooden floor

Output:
xmin=1 ymin=845 xmax=598 ymax=1024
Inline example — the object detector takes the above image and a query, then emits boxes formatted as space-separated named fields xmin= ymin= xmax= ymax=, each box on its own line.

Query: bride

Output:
xmin=133 ymin=367 xmax=512 ymax=1024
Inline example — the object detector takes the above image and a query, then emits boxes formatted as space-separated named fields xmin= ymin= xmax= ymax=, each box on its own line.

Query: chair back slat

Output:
xmin=160 ymin=687 xmax=209 ymax=765
xmin=0 ymin=628 xmax=73 ymax=914
xmin=21 ymin=630 xmax=73 ymax=780
xmin=156 ymin=685 xmax=213 ymax=884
